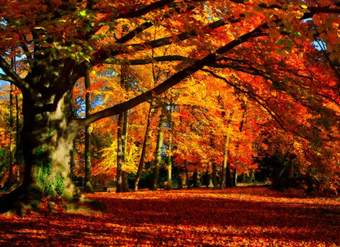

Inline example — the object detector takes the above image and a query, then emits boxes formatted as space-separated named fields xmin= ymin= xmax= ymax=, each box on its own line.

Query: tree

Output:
xmin=0 ymin=0 xmax=338 ymax=210
xmin=84 ymin=66 xmax=92 ymax=191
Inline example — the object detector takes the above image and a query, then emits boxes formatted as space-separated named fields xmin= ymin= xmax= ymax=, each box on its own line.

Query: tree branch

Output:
xmin=0 ymin=75 xmax=14 ymax=84
xmin=90 ymin=21 xmax=153 ymax=65
xmin=115 ymin=0 xmax=175 ymax=19
xmin=80 ymin=24 xmax=266 ymax=125
xmin=301 ymin=6 xmax=340 ymax=20
xmin=92 ymin=17 xmax=244 ymax=65
xmin=0 ymin=56 xmax=29 ymax=92
xmin=104 ymin=55 xmax=191 ymax=65
xmin=201 ymin=68 xmax=288 ymax=131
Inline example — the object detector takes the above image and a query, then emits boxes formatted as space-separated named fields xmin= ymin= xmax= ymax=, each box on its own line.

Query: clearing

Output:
xmin=0 ymin=187 xmax=339 ymax=246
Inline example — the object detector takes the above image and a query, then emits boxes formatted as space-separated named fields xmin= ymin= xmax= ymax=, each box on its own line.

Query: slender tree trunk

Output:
xmin=207 ymin=162 xmax=214 ymax=188
xmin=152 ymin=112 xmax=164 ymax=190
xmin=84 ymin=68 xmax=92 ymax=192
xmin=185 ymin=163 xmax=189 ymax=188
xmin=233 ymin=101 xmax=247 ymax=187
xmin=192 ymin=170 xmax=200 ymax=187
xmin=116 ymin=113 xmax=123 ymax=192
xmin=232 ymin=168 xmax=237 ymax=187
xmin=68 ymin=89 xmax=75 ymax=182
xmin=166 ymin=131 xmax=173 ymax=189
xmin=134 ymin=101 xmax=155 ymax=191
xmin=116 ymin=110 xmax=129 ymax=192
xmin=14 ymin=90 xmax=23 ymax=171
xmin=221 ymin=111 xmax=233 ymax=189
xmin=212 ymin=163 xmax=218 ymax=187
xmin=14 ymin=91 xmax=21 ymax=183
xmin=116 ymin=65 xmax=129 ymax=192
xmin=5 ymin=58 xmax=16 ymax=189
xmin=166 ymin=104 xmax=174 ymax=189
xmin=69 ymin=140 xmax=76 ymax=180
xmin=121 ymin=108 xmax=129 ymax=192
xmin=9 ymin=83 xmax=13 ymax=168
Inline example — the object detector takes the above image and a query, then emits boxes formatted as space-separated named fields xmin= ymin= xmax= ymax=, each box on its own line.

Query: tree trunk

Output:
xmin=192 ymin=170 xmax=200 ymax=187
xmin=166 ymin=137 xmax=173 ymax=190
xmin=4 ymin=57 xmax=20 ymax=189
xmin=221 ymin=131 xmax=231 ymax=189
xmin=14 ymin=89 xmax=23 ymax=172
xmin=221 ymin=111 xmax=233 ymax=189
xmin=9 ymin=83 xmax=13 ymax=168
xmin=166 ymin=105 xmax=174 ymax=190
xmin=116 ymin=110 xmax=129 ymax=192
xmin=0 ymin=89 xmax=80 ymax=212
xmin=207 ymin=162 xmax=214 ymax=188
xmin=212 ymin=163 xmax=218 ymax=187
xmin=84 ymin=68 xmax=92 ymax=192
xmin=152 ymin=110 xmax=164 ymax=190
xmin=134 ymin=101 xmax=155 ymax=191
xmin=116 ymin=65 xmax=129 ymax=192
xmin=121 ymin=171 xmax=129 ymax=192
xmin=232 ymin=168 xmax=238 ymax=187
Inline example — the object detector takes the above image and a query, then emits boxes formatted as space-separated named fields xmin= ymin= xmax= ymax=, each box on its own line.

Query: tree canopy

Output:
xmin=0 ymin=0 xmax=339 ymax=210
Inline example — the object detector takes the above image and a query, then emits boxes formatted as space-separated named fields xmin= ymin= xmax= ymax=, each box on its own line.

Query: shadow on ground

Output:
xmin=0 ymin=187 xmax=339 ymax=246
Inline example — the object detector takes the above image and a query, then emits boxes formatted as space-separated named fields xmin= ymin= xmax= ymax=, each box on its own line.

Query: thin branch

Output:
xmin=115 ymin=0 xmax=175 ymax=19
xmin=90 ymin=21 xmax=153 ymax=65
xmin=301 ymin=6 xmax=340 ymax=20
xmin=125 ymin=19 xmax=235 ymax=52
xmin=104 ymin=55 xmax=191 ymax=65
xmin=0 ymin=75 xmax=14 ymax=84
xmin=0 ymin=56 xmax=29 ymax=92
xmin=201 ymin=68 xmax=287 ymax=131
xmin=116 ymin=22 xmax=154 ymax=44
xmin=92 ymin=17 xmax=244 ymax=65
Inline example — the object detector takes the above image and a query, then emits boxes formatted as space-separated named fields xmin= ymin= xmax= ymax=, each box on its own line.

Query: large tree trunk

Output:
xmin=22 ymin=92 xmax=77 ymax=198
xmin=0 ymin=90 xmax=79 ymax=212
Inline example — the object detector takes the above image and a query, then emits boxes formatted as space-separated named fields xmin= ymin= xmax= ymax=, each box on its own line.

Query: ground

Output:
xmin=0 ymin=187 xmax=339 ymax=246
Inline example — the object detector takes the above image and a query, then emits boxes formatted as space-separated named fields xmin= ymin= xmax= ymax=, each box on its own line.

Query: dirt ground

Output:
xmin=0 ymin=187 xmax=339 ymax=246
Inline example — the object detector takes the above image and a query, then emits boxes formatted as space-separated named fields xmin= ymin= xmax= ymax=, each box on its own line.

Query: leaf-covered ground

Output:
xmin=0 ymin=187 xmax=339 ymax=246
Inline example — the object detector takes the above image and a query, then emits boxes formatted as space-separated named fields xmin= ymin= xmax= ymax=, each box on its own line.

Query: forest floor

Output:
xmin=0 ymin=186 xmax=339 ymax=246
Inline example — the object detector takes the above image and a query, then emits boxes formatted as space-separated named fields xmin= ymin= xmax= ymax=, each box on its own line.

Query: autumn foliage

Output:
xmin=0 ymin=2 xmax=339 ymax=246
xmin=0 ymin=187 xmax=339 ymax=246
